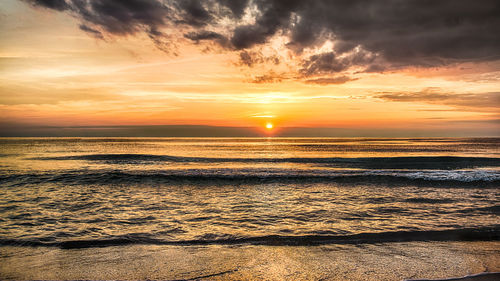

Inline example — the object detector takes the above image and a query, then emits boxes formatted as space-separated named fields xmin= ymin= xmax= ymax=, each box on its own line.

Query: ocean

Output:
xmin=0 ymin=137 xmax=499 ymax=280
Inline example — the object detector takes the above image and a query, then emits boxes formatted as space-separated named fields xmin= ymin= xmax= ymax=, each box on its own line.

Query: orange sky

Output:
xmin=0 ymin=1 xmax=499 ymax=136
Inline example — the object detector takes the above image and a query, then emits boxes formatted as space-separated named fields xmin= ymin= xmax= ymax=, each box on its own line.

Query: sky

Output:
xmin=1 ymin=0 xmax=499 ymax=136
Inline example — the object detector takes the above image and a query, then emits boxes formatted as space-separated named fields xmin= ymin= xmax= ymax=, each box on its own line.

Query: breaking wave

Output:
xmin=31 ymin=154 xmax=500 ymax=170
xmin=1 ymin=227 xmax=498 ymax=249
xmin=1 ymin=168 xmax=499 ymax=187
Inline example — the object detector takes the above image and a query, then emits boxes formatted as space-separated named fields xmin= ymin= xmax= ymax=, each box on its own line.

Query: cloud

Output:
xmin=25 ymin=0 xmax=500 ymax=73
xmin=300 ymin=52 xmax=348 ymax=76
xmin=374 ymin=89 xmax=500 ymax=111
xmin=26 ymin=0 xmax=171 ymax=40
xmin=250 ymin=72 xmax=283 ymax=84
xmin=299 ymin=48 xmax=377 ymax=76
xmin=175 ymin=0 xmax=212 ymax=27
xmin=238 ymin=50 xmax=279 ymax=67
xmin=291 ymin=1 xmax=500 ymax=67
xmin=184 ymin=30 xmax=229 ymax=47
xmin=230 ymin=0 xmax=302 ymax=49
xmin=305 ymin=76 xmax=357 ymax=85
xmin=30 ymin=0 xmax=70 ymax=11
xmin=238 ymin=50 xmax=260 ymax=67
xmin=79 ymin=24 xmax=103 ymax=39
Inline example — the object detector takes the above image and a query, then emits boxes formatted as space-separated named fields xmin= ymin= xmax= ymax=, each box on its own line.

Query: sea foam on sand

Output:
xmin=406 ymin=272 xmax=500 ymax=281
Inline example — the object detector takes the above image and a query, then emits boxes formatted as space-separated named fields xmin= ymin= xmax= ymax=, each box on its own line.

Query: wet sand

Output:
xmin=1 ymin=241 xmax=498 ymax=280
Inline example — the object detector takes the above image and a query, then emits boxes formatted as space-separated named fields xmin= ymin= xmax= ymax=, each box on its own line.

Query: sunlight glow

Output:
xmin=266 ymin=123 xmax=274 ymax=129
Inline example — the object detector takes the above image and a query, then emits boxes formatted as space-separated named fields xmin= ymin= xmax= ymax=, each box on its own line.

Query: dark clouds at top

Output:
xmin=27 ymin=0 xmax=500 ymax=75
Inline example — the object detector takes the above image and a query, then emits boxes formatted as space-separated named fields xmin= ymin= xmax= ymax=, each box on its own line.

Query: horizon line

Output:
xmin=0 ymin=124 xmax=499 ymax=138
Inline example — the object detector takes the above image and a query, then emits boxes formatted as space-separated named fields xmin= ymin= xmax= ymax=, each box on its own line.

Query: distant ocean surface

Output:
xmin=0 ymin=138 xmax=499 ymax=248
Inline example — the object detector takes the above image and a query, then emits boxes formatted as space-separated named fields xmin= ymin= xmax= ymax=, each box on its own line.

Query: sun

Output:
xmin=266 ymin=123 xmax=273 ymax=129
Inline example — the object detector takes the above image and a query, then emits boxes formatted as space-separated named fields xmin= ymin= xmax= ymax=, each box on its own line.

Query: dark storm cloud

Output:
xmin=375 ymin=89 xmax=500 ymax=111
xmin=230 ymin=0 xmax=303 ymax=49
xmin=26 ymin=0 xmax=500 ymax=71
xmin=77 ymin=0 xmax=170 ymax=35
xmin=184 ymin=30 xmax=223 ymax=41
xmin=27 ymin=0 xmax=171 ymax=37
xmin=293 ymin=1 xmax=500 ymax=67
xmin=31 ymin=0 xmax=70 ymax=11
xmin=175 ymin=0 xmax=212 ymax=27
xmin=218 ymin=0 xmax=248 ymax=18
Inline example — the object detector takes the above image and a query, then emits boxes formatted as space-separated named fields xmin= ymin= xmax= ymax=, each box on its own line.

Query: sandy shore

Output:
xmin=0 ymin=241 xmax=498 ymax=280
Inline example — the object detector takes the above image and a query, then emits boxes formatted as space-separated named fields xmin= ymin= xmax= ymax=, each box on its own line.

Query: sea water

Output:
xmin=0 ymin=138 xmax=499 ymax=280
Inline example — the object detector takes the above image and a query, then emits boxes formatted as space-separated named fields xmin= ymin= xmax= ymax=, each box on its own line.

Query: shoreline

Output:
xmin=407 ymin=272 xmax=500 ymax=281
xmin=1 ymin=241 xmax=498 ymax=280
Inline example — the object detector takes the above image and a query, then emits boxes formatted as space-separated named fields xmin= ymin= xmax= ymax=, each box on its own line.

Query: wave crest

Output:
xmin=1 ymin=227 xmax=498 ymax=248
xmin=31 ymin=154 xmax=500 ymax=170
